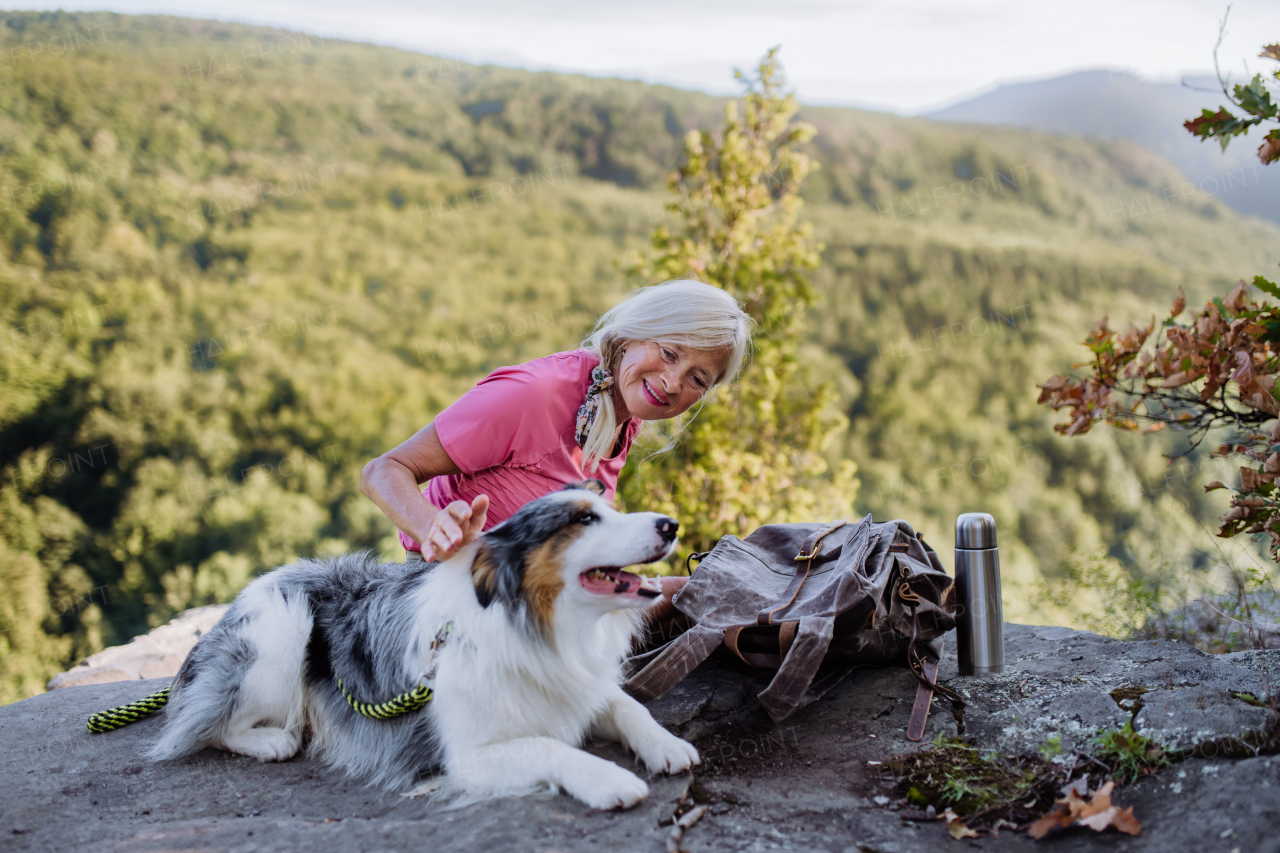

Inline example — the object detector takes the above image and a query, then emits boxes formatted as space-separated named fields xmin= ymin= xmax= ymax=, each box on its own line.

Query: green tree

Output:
xmin=619 ymin=48 xmax=858 ymax=557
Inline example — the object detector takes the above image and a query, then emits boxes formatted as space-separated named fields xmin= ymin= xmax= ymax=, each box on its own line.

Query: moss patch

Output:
xmin=887 ymin=737 xmax=1063 ymax=831
xmin=1108 ymin=686 xmax=1149 ymax=716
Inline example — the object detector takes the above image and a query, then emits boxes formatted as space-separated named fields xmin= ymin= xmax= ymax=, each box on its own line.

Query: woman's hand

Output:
xmin=422 ymin=495 xmax=489 ymax=561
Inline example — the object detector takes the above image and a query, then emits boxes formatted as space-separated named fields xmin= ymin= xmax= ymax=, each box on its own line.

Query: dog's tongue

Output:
xmin=579 ymin=568 xmax=663 ymax=598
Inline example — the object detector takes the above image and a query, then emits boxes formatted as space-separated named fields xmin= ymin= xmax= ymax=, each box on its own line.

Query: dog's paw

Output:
xmin=633 ymin=730 xmax=700 ymax=775
xmin=568 ymin=762 xmax=650 ymax=810
xmin=221 ymin=727 xmax=299 ymax=763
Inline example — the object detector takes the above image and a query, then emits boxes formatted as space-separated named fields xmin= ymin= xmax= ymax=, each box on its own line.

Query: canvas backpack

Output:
xmin=623 ymin=514 xmax=964 ymax=736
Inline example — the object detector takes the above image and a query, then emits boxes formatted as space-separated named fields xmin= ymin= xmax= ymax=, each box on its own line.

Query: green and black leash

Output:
xmin=87 ymin=686 xmax=172 ymax=733
xmin=335 ymin=677 xmax=434 ymax=720
xmin=87 ymin=679 xmax=435 ymax=733
xmin=87 ymin=623 xmax=453 ymax=732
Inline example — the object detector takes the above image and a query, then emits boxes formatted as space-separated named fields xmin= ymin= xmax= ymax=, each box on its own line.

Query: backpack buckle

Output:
xmin=794 ymin=519 xmax=848 ymax=561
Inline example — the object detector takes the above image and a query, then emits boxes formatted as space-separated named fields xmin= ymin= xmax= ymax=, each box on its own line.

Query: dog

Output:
xmin=147 ymin=481 xmax=699 ymax=809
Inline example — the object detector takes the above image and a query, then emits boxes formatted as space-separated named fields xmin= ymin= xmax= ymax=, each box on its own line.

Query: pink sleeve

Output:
xmin=433 ymin=361 xmax=569 ymax=474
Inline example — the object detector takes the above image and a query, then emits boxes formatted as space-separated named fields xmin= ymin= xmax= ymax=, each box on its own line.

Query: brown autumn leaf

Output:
xmin=1205 ymin=481 xmax=1226 ymax=491
xmin=1027 ymin=780 xmax=1141 ymax=840
xmin=1230 ymin=349 xmax=1254 ymax=385
xmin=1078 ymin=807 xmax=1121 ymax=831
xmin=941 ymin=809 xmax=979 ymax=839
xmin=1260 ymin=131 xmax=1280 ymax=167
xmin=1111 ymin=806 xmax=1141 ymax=836
xmin=1077 ymin=781 xmax=1114 ymax=817
xmin=1261 ymin=44 xmax=1280 ymax=61
xmin=1171 ymin=287 xmax=1186 ymax=317
xmin=1240 ymin=378 xmax=1280 ymax=416
xmin=1223 ymin=280 xmax=1244 ymax=313
xmin=1224 ymin=281 xmax=1250 ymax=313
xmin=1028 ymin=807 xmax=1073 ymax=839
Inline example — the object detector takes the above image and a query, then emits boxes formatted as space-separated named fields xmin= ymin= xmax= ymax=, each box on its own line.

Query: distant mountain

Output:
xmin=928 ymin=70 xmax=1280 ymax=224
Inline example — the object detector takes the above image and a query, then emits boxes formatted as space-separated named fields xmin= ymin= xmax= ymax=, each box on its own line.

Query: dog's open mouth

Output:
xmin=578 ymin=567 xmax=663 ymax=598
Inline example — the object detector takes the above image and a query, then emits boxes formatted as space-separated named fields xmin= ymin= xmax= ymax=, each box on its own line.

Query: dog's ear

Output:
xmin=470 ymin=542 xmax=499 ymax=608
xmin=561 ymin=479 xmax=606 ymax=497
xmin=470 ymin=541 xmax=521 ymax=610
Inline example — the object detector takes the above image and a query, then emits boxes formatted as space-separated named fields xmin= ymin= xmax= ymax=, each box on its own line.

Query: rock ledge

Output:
xmin=4 ymin=622 xmax=1277 ymax=853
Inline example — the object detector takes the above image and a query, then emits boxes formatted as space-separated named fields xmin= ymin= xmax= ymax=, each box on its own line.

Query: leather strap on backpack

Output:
xmin=622 ymin=623 xmax=725 ymax=702
xmin=723 ymin=619 xmax=800 ymax=669
xmin=906 ymin=654 xmax=939 ymax=742
xmin=895 ymin=545 xmax=966 ymax=742
xmin=905 ymin=641 xmax=967 ymax=741
xmin=756 ymin=520 xmax=846 ymax=627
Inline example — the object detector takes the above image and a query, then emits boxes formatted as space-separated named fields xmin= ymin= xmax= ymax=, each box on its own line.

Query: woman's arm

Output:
xmin=359 ymin=422 xmax=487 ymax=560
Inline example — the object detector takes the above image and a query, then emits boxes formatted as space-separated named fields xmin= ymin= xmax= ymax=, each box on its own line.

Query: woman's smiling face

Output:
xmin=612 ymin=341 xmax=730 ymax=421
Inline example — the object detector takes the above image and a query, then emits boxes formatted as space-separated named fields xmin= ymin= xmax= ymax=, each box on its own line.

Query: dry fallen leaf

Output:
xmin=1028 ymin=807 xmax=1073 ymax=839
xmin=1077 ymin=780 xmax=1115 ymax=819
xmin=1027 ymin=780 xmax=1141 ymax=840
xmin=1077 ymin=807 xmax=1120 ymax=831
xmin=1111 ymin=806 xmax=1142 ymax=836
xmin=941 ymin=809 xmax=978 ymax=839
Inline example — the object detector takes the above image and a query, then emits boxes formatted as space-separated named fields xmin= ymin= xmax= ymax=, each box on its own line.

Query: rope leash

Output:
xmin=86 ymin=622 xmax=455 ymax=731
xmin=335 ymin=677 xmax=433 ymax=719
xmin=88 ymin=678 xmax=434 ymax=733
xmin=336 ymin=620 xmax=452 ymax=720
xmin=87 ymin=687 xmax=171 ymax=733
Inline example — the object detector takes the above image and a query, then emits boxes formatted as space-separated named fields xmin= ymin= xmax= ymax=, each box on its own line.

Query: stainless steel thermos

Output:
xmin=954 ymin=512 xmax=1004 ymax=675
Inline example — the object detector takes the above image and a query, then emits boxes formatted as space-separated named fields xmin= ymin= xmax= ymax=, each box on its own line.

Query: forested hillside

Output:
xmin=2 ymin=11 xmax=1278 ymax=702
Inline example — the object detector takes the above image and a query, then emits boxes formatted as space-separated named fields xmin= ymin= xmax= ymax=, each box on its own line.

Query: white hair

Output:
xmin=580 ymin=279 xmax=753 ymax=471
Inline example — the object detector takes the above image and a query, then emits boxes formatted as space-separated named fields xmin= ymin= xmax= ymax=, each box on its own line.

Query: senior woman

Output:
xmin=359 ymin=280 xmax=752 ymax=612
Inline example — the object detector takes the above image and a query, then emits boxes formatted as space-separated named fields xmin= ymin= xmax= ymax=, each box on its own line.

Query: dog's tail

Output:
xmin=146 ymin=625 xmax=255 ymax=760
xmin=148 ymin=582 xmax=313 ymax=761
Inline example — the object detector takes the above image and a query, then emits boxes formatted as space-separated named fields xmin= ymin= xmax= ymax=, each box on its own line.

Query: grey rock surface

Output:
xmin=1134 ymin=685 xmax=1274 ymax=751
xmin=3 ymin=622 xmax=1277 ymax=853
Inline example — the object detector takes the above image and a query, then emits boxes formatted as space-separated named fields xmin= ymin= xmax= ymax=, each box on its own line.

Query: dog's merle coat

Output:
xmin=148 ymin=484 xmax=697 ymax=805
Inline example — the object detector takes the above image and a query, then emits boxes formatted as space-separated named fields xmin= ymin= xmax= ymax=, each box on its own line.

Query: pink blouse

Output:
xmin=399 ymin=349 xmax=641 ymax=552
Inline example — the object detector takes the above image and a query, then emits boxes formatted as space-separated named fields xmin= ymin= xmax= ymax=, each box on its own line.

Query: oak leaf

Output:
xmin=1027 ymin=780 xmax=1141 ymax=840
xmin=1111 ymin=806 xmax=1141 ymax=836
xmin=1224 ymin=281 xmax=1250 ymax=313
xmin=1260 ymin=130 xmax=1280 ymax=166
xmin=1183 ymin=108 xmax=1233 ymax=137
xmin=1027 ymin=808 xmax=1072 ymax=839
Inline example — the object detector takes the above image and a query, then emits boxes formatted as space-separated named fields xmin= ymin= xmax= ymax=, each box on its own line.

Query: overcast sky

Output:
xmin=13 ymin=0 xmax=1280 ymax=113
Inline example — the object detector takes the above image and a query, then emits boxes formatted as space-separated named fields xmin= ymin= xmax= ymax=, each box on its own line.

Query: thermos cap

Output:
xmin=956 ymin=512 xmax=997 ymax=549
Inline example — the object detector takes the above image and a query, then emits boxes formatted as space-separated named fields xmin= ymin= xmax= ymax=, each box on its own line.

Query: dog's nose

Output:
xmin=655 ymin=517 xmax=679 ymax=543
